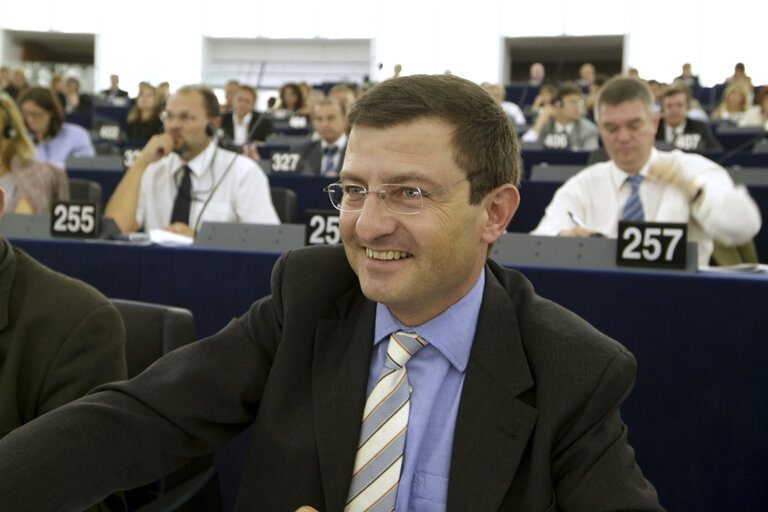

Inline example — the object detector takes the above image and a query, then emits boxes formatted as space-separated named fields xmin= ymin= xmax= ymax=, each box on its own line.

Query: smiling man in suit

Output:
xmin=0 ymin=74 xmax=664 ymax=511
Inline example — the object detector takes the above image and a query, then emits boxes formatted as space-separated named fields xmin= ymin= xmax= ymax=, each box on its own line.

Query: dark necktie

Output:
xmin=622 ymin=175 xmax=645 ymax=222
xmin=345 ymin=331 xmax=428 ymax=511
xmin=323 ymin=146 xmax=338 ymax=175
xmin=170 ymin=165 xmax=192 ymax=225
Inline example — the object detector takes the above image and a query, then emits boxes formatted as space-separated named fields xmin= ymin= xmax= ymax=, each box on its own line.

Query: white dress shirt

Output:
xmin=136 ymin=140 xmax=280 ymax=231
xmin=232 ymin=112 xmax=253 ymax=145
xmin=532 ymin=148 xmax=762 ymax=266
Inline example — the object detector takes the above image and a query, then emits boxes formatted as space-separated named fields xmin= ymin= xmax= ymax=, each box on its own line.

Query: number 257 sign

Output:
xmin=616 ymin=221 xmax=687 ymax=270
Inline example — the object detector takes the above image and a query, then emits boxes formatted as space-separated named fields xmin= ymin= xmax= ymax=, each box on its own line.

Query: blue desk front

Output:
xmin=9 ymin=237 xmax=768 ymax=512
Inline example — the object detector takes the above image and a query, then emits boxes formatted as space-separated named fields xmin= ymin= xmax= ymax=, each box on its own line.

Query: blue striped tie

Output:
xmin=622 ymin=174 xmax=644 ymax=222
xmin=323 ymin=146 xmax=338 ymax=175
xmin=345 ymin=331 xmax=428 ymax=512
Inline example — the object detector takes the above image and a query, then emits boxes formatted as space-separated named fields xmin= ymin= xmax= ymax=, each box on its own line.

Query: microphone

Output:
xmin=716 ymin=125 xmax=768 ymax=165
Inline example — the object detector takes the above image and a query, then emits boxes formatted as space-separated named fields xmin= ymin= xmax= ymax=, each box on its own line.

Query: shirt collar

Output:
xmin=374 ymin=268 xmax=485 ymax=373
xmin=234 ymin=111 xmax=253 ymax=127
xmin=173 ymin=139 xmax=217 ymax=178
xmin=609 ymin=146 xmax=656 ymax=190
xmin=321 ymin=133 xmax=347 ymax=151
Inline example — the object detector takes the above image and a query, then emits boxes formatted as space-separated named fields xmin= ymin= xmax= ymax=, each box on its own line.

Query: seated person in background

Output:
xmin=0 ymin=93 xmax=69 ymax=213
xmin=711 ymin=82 xmax=751 ymax=124
xmin=272 ymin=82 xmax=305 ymax=119
xmin=3 ymin=68 xmax=28 ymax=101
xmin=100 ymin=74 xmax=129 ymax=103
xmin=18 ymin=87 xmax=95 ymax=167
xmin=532 ymin=76 xmax=761 ymax=267
xmin=0 ymin=184 xmax=127 ymax=440
xmin=292 ymin=98 xmax=347 ymax=176
xmin=669 ymin=79 xmax=709 ymax=122
xmin=125 ymin=83 xmax=164 ymax=141
xmin=739 ymin=86 xmax=768 ymax=128
xmin=304 ymin=88 xmax=326 ymax=127
xmin=725 ymin=62 xmax=753 ymax=89
xmin=656 ymin=85 xmax=721 ymax=151
xmin=220 ymin=79 xmax=240 ymax=114
xmin=528 ymin=61 xmax=546 ymax=86
xmin=0 ymin=73 xmax=664 ymax=512
xmin=63 ymin=76 xmax=93 ymax=113
xmin=49 ymin=74 xmax=66 ymax=108
xmin=105 ymin=84 xmax=279 ymax=237
xmin=220 ymin=84 xmax=274 ymax=145
xmin=529 ymin=83 xmax=558 ymax=119
xmin=482 ymin=82 xmax=526 ymax=126
xmin=521 ymin=83 xmax=599 ymax=150
xmin=0 ymin=66 xmax=9 ymax=90
xmin=576 ymin=62 xmax=595 ymax=90
xmin=675 ymin=63 xmax=700 ymax=89
xmin=584 ymin=73 xmax=609 ymax=122
xmin=327 ymin=84 xmax=357 ymax=117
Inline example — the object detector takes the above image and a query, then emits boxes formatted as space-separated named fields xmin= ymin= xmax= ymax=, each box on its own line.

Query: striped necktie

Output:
xmin=622 ymin=174 xmax=645 ymax=222
xmin=323 ymin=146 xmax=338 ymax=175
xmin=345 ymin=331 xmax=428 ymax=512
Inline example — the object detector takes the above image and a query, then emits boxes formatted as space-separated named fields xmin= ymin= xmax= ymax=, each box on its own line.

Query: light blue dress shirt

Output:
xmin=370 ymin=268 xmax=485 ymax=511
xmin=33 ymin=122 xmax=95 ymax=167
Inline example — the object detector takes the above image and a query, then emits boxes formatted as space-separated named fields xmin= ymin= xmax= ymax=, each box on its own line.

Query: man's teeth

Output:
xmin=366 ymin=248 xmax=411 ymax=260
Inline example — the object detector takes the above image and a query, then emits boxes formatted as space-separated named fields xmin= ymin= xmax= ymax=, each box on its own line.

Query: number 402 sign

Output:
xmin=616 ymin=221 xmax=687 ymax=269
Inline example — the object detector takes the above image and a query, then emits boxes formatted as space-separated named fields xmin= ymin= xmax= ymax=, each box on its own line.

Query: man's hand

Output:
xmin=242 ymin=142 xmax=261 ymax=161
xmin=137 ymin=133 xmax=175 ymax=166
xmin=164 ymin=222 xmax=195 ymax=238
xmin=559 ymin=226 xmax=602 ymax=237
xmin=649 ymin=152 xmax=700 ymax=200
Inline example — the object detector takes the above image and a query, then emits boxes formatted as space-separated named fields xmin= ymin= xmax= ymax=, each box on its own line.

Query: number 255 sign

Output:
xmin=616 ymin=221 xmax=687 ymax=269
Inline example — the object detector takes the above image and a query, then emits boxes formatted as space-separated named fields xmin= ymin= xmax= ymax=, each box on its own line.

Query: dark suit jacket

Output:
xmin=656 ymin=118 xmax=722 ymax=150
xmin=292 ymin=139 xmax=347 ymax=175
xmin=0 ymin=239 xmax=127 ymax=439
xmin=0 ymin=245 xmax=663 ymax=511
xmin=221 ymin=111 xmax=274 ymax=143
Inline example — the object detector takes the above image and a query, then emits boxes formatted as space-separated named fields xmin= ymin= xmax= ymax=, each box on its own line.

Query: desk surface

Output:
xmin=8 ymin=237 xmax=768 ymax=512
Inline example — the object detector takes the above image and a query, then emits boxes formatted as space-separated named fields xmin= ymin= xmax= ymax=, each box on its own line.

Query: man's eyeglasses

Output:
xmin=323 ymin=178 xmax=467 ymax=215
xmin=160 ymin=111 xmax=200 ymax=124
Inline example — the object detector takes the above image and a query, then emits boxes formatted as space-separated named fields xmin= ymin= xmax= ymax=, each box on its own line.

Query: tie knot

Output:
xmin=325 ymin=146 xmax=338 ymax=156
xmin=386 ymin=331 xmax=428 ymax=370
xmin=627 ymin=174 xmax=643 ymax=189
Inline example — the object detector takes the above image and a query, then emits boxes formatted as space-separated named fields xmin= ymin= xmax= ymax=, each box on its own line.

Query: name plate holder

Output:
xmin=491 ymin=232 xmax=697 ymax=273
xmin=194 ymin=222 xmax=306 ymax=252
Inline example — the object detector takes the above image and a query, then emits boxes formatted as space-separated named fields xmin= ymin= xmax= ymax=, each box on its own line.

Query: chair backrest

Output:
xmin=65 ymin=154 xmax=125 ymax=171
xmin=110 ymin=299 xmax=196 ymax=378
xmin=68 ymin=178 xmax=103 ymax=209
xmin=270 ymin=187 xmax=299 ymax=224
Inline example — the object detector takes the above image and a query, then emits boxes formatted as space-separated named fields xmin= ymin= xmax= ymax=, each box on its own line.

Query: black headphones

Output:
xmin=205 ymin=123 xmax=216 ymax=137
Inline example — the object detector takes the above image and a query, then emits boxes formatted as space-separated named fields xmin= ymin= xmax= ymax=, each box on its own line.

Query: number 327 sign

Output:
xmin=616 ymin=221 xmax=687 ymax=270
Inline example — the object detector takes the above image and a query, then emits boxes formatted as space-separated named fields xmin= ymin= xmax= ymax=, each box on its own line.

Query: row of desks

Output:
xmin=65 ymin=168 xmax=768 ymax=264
xmin=8 ymin=236 xmax=768 ymax=512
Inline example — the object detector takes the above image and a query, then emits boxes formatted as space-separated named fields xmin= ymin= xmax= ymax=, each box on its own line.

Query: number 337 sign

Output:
xmin=616 ymin=221 xmax=687 ymax=269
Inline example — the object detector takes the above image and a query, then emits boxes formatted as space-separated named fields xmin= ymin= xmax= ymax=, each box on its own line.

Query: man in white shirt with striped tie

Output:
xmin=532 ymin=76 xmax=761 ymax=267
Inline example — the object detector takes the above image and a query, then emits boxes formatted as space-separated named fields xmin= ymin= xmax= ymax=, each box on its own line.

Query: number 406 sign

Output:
xmin=616 ymin=221 xmax=687 ymax=269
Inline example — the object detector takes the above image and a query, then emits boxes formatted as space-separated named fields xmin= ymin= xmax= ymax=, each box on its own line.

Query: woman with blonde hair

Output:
xmin=125 ymin=83 xmax=163 ymax=141
xmin=0 ymin=92 xmax=68 ymax=214
xmin=712 ymin=82 xmax=751 ymax=124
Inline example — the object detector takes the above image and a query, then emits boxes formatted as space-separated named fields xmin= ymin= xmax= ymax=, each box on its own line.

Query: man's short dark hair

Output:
xmin=315 ymin=97 xmax=346 ymax=118
xmin=347 ymin=74 xmax=521 ymax=201
xmin=556 ymin=83 xmax=583 ymax=104
xmin=175 ymin=84 xmax=220 ymax=119
xmin=596 ymin=76 xmax=655 ymax=120
xmin=237 ymin=84 xmax=257 ymax=103
xmin=663 ymin=84 xmax=690 ymax=102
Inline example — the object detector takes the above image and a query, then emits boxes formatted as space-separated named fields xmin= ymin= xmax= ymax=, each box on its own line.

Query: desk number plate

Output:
xmin=305 ymin=209 xmax=341 ymax=246
xmin=616 ymin=221 xmax=687 ymax=269
xmin=50 ymin=201 xmax=101 ymax=238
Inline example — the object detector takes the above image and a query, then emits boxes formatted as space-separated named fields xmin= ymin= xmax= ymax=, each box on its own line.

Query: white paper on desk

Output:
xmin=148 ymin=229 xmax=194 ymax=246
xmin=699 ymin=263 xmax=768 ymax=274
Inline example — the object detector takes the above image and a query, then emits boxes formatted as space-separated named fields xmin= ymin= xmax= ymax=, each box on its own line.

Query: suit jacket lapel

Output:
xmin=312 ymin=287 xmax=376 ymax=511
xmin=448 ymin=268 xmax=538 ymax=511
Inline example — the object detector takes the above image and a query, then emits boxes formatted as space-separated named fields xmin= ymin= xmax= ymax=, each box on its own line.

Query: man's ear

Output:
xmin=481 ymin=184 xmax=520 ymax=245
